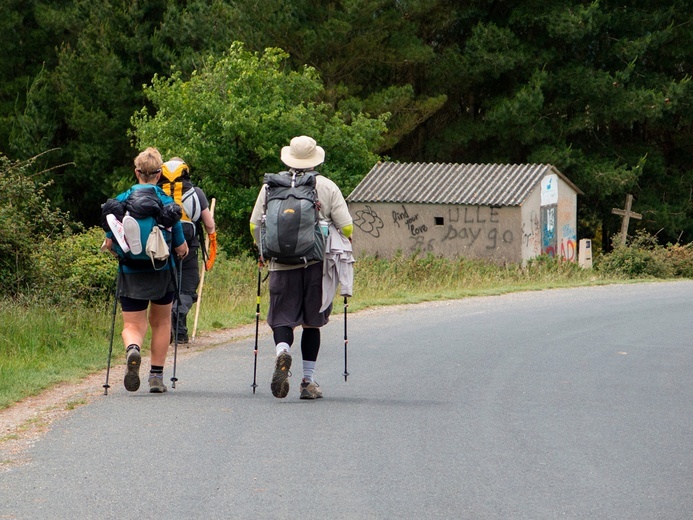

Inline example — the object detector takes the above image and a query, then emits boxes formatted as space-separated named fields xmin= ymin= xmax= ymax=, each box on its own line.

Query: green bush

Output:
xmin=131 ymin=42 xmax=387 ymax=256
xmin=663 ymin=243 xmax=693 ymax=278
xmin=31 ymin=227 xmax=117 ymax=304
xmin=596 ymin=231 xmax=674 ymax=278
xmin=0 ymin=153 xmax=75 ymax=297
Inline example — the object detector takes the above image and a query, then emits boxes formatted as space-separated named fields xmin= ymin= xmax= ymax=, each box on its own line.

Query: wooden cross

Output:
xmin=612 ymin=194 xmax=642 ymax=246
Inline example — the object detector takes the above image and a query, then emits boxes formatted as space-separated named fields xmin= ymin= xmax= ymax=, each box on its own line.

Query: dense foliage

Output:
xmin=131 ymin=43 xmax=387 ymax=253
xmin=1 ymin=0 xmax=691 ymax=250
xmin=0 ymin=153 xmax=75 ymax=297
xmin=596 ymin=230 xmax=693 ymax=278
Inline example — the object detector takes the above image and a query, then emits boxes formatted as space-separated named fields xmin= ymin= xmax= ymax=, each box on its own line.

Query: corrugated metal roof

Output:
xmin=346 ymin=162 xmax=581 ymax=206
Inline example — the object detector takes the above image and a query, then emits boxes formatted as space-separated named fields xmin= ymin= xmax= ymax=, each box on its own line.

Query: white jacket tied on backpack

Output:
xmin=320 ymin=223 xmax=354 ymax=312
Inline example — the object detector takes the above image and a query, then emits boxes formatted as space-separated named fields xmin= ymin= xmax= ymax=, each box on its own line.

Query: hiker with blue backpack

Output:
xmin=101 ymin=147 xmax=189 ymax=393
xmin=249 ymin=135 xmax=354 ymax=400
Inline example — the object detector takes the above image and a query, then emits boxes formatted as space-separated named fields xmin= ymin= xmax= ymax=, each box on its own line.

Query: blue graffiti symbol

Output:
xmin=354 ymin=205 xmax=385 ymax=238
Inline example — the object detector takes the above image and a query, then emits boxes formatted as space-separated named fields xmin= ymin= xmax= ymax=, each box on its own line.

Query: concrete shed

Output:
xmin=346 ymin=162 xmax=583 ymax=264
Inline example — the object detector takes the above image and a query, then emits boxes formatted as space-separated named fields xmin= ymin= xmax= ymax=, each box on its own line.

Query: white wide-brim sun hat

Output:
xmin=280 ymin=135 xmax=325 ymax=169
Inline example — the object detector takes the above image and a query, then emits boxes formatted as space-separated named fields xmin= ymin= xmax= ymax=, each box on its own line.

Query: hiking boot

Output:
xmin=122 ymin=214 xmax=142 ymax=255
xmin=148 ymin=373 xmax=168 ymax=393
xmin=300 ymin=379 xmax=323 ymax=400
xmin=170 ymin=329 xmax=188 ymax=345
xmin=270 ymin=351 xmax=292 ymax=398
xmin=124 ymin=347 xmax=141 ymax=392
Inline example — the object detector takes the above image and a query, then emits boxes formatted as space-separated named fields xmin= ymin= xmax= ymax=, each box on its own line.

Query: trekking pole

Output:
xmin=252 ymin=262 xmax=262 ymax=393
xmin=192 ymin=198 xmax=215 ymax=342
xmin=171 ymin=256 xmax=183 ymax=389
xmin=103 ymin=268 xmax=120 ymax=395
xmin=343 ymin=296 xmax=350 ymax=382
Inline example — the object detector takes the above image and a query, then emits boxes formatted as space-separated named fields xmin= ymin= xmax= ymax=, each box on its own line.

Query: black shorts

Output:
xmin=120 ymin=292 xmax=175 ymax=312
xmin=267 ymin=262 xmax=331 ymax=328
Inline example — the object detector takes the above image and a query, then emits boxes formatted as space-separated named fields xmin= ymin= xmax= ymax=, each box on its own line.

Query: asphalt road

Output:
xmin=1 ymin=281 xmax=692 ymax=519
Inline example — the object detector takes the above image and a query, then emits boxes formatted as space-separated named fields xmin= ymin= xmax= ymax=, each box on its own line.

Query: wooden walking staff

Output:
xmin=191 ymin=197 xmax=216 ymax=341
xmin=612 ymin=194 xmax=642 ymax=246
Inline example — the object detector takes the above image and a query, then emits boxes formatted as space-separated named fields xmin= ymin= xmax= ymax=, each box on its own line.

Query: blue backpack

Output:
xmin=101 ymin=186 xmax=181 ymax=268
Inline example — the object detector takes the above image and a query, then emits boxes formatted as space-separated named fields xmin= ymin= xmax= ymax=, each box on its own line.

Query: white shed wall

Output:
xmin=349 ymin=202 xmax=522 ymax=263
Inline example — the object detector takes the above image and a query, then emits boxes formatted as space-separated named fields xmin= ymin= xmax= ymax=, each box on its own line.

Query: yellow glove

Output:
xmin=205 ymin=232 xmax=217 ymax=271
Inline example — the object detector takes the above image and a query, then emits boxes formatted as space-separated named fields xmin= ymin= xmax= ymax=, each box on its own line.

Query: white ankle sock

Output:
xmin=303 ymin=361 xmax=316 ymax=382
xmin=275 ymin=342 xmax=290 ymax=357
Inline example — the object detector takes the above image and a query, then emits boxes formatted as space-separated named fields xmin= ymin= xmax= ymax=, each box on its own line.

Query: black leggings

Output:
xmin=272 ymin=326 xmax=321 ymax=362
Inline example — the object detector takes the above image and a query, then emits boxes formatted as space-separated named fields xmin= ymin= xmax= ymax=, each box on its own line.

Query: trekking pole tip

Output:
xmin=103 ymin=384 xmax=110 ymax=395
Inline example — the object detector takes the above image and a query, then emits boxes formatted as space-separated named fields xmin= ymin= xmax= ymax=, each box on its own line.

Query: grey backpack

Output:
xmin=261 ymin=171 xmax=326 ymax=264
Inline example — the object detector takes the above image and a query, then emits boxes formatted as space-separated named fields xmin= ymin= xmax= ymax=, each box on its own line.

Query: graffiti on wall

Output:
xmin=541 ymin=205 xmax=557 ymax=256
xmin=561 ymin=224 xmax=577 ymax=261
xmin=392 ymin=205 xmax=429 ymax=236
xmin=353 ymin=205 xmax=385 ymax=237
xmin=540 ymin=205 xmax=577 ymax=261
xmin=522 ymin=210 xmax=541 ymax=254
xmin=354 ymin=204 xmax=515 ymax=255
xmin=353 ymin=201 xmax=575 ymax=262
xmin=441 ymin=206 xmax=513 ymax=250
xmin=390 ymin=205 xmax=435 ymax=252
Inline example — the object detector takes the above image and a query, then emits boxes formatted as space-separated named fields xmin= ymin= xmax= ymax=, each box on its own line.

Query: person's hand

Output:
xmin=205 ymin=232 xmax=217 ymax=270
xmin=101 ymin=238 xmax=119 ymax=257
xmin=175 ymin=242 xmax=189 ymax=260
xmin=254 ymin=243 xmax=265 ymax=268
